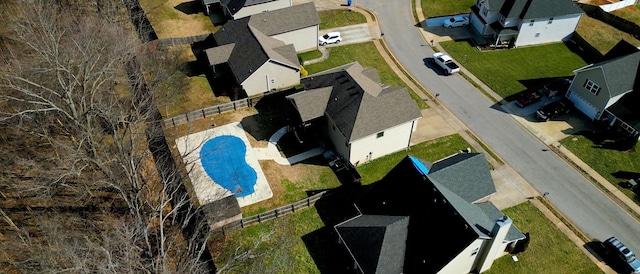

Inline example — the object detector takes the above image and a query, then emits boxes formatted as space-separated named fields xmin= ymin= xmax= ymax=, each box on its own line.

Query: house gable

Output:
xmin=348 ymin=155 xmax=525 ymax=273
xmin=570 ymin=40 xmax=640 ymax=119
xmin=207 ymin=15 xmax=300 ymax=93
xmin=427 ymin=153 xmax=496 ymax=203
xmin=248 ymin=2 xmax=320 ymax=36
xmin=335 ymin=215 xmax=409 ymax=274
xmin=299 ymin=62 xmax=421 ymax=143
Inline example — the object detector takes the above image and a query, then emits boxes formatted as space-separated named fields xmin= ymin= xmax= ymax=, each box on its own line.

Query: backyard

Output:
xmin=213 ymin=198 xmax=601 ymax=273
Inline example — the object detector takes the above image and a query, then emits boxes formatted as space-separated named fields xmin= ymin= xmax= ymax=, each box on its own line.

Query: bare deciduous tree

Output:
xmin=0 ymin=0 xmax=214 ymax=272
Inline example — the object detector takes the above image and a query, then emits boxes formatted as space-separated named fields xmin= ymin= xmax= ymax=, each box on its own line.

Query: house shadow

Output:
xmin=240 ymin=89 xmax=300 ymax=143
xmin=612 ymin=171 xmax=640 ymax=180
xmin=302 ymin=185 xmax=365 ymax=273
xmin=571 ymin=128 xmax=637 ymax=152
xmin=301 ymin=226 xmax=356 ymax=273
xmin=174 ymin=1 xmax=202 ymax=15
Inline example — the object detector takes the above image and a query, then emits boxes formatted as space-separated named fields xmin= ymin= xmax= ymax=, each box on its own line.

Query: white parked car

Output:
xmin=432 ymin=52 xmax=460 ymax=75
xmin=319 ymin=32 xmax=342 ymax=46
xmin=443 ymin=15 xmax=469 ymax=28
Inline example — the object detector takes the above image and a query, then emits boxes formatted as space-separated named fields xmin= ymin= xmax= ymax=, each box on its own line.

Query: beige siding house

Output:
xmin=286 ymin=62 xmax=422 ymax=165
xmin=249 ymin=2 xmax=320 ymax=52
xmin=203 ymin=3 xmax=320 ymax=97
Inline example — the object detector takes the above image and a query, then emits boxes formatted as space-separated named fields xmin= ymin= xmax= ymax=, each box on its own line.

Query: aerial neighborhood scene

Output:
xmin=3 ymin=0 xmax=640 ymax=273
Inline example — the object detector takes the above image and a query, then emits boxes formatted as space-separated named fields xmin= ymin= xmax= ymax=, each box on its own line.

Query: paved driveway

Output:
xmin=319 ymin=23 xmax=374 ymax=47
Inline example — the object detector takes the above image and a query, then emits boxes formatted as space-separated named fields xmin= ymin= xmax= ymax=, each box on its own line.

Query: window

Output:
xmin=482 ymin=6 xmax=488 ymax=17
xmin=529 ymin=19 xmax=534 ymax=26
xmin=471 ymin=247 xmax=479 ymax=256
xmin=583 ymin=79 xmax=601 ymax=95
xmin=548 ymin=17 xmax=553 ymax=24
xmin=376 ymin=131 xmax=384 ymax=138
xmin=535 ymin=33 xmax=540 ymax=37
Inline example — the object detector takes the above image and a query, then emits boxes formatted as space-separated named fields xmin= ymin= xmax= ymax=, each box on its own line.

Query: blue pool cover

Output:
xmin=200 ymin=135 xmax=257 ymax=197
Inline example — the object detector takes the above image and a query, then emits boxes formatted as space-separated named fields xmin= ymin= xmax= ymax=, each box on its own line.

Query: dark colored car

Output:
xmin=516 ymin=89 xmax=543 ymax=107
xmin=535 ymin=99 xmax=573 ymax=121
xmin=542 ymin=78 xmax=572 ymax=97
xmin=603 ymin=236 xmax=640 ymax=273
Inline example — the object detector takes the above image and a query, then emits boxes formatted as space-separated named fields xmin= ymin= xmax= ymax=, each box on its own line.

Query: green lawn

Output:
xmin=421 ymin=0 xmax=475 ymax=18
xmin=318 ymin=9 xmax=367 ymax=30
xmin=304 ymin=42 xmax=428 ymax=109
xmin=440 ymin=41 xmax=587 ymax=98
xmin=485 ymin=201 xmax=602 ymax=274
xmin=213 ymin=198 xmax=601 ymax=273
xmin=357 ymin=134 xmax=473 ymax=184
xmin=560 ymin=133 xmax=640 ymax=202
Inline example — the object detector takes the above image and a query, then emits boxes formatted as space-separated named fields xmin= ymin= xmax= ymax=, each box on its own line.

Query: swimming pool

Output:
xmin=200 ymin=135 xmax=257 ymax=197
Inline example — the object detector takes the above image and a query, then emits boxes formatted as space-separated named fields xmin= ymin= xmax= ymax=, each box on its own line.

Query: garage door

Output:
xmin=568 ymin=91 xmax=598 ymax=119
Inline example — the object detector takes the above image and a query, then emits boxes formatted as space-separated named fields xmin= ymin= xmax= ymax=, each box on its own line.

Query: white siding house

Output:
xmin=469 ymin=0 xmax=583 ymax=47
xmin=349 ymin=120 xmax=417 ymax=165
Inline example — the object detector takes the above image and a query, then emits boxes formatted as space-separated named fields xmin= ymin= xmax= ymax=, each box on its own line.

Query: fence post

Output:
xmin=202 ymin=109 xmax=206 ymax=118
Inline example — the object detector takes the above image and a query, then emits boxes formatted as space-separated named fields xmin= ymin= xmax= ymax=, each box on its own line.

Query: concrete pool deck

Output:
xmin=176 ymin=123 xmax=323 ymax=208
xmin=176 ymin=122 xmax=273 ymax=207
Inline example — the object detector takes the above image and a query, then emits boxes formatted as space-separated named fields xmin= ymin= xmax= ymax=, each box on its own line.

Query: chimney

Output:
xmin=476 ymin=216 xmax=512 ymax=272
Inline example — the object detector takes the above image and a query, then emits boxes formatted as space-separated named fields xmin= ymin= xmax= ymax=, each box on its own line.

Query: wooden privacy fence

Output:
xmin=164 ymin=97 xmax=261 ymax=127
xmin=221 ymin=191 xmax=328 ymax=233
xmin=157 ymin=33 xmax=211 ymax=47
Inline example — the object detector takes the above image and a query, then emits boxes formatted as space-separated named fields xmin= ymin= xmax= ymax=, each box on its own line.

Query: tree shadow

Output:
xmin=174 ymin=1 xmax=203 ymax=15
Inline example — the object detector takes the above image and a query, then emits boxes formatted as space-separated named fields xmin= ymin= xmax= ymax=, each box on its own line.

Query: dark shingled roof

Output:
xmin=488 ymin=0 xmax=582 ymax=19
xmin=349 ymin=154 xmax=524 ymax=273
xmin=286 ymin=87 xmax=332 ymax=121
xmin=427 ymin=153 xmax=496 ymax=203
xmin=210 ymin=17 xmax=299 ymax=84
xmin=298 ymin=62 xmax=422 ymax=142
xmin=249 ymin=2 xmax=320 ymax=36
xmin=597 ymin=52 xmax=640 ymax=97
xmin=335 ymin=215 xmax=409 ymax=274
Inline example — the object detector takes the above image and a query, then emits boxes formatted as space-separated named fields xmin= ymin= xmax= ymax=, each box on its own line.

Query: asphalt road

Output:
xmin=357 ymin=0 xmax=640 ymax=252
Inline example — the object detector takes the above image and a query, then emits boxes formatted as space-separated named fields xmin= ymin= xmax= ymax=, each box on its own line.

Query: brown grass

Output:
xmin=576 ymin=15 xmax=640 ymax=54
xmin=140 ymin=0 xmax=219 ymax=38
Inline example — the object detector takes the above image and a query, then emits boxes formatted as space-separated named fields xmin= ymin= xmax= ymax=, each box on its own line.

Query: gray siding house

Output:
xmin=566 ymin=40 xmax=640 ymax=138
xmin=334 ymin=153 xmax=527 ymax=273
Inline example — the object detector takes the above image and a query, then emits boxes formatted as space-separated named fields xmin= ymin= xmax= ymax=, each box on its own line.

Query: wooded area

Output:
xmin=0 ymin=0 xmax=219 ymax=272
